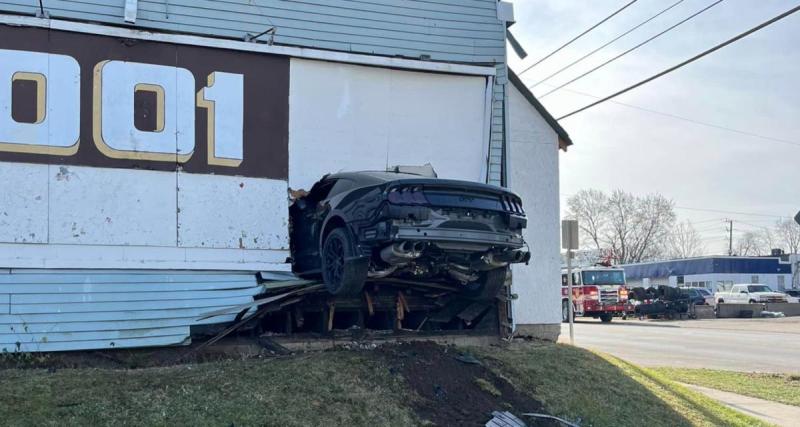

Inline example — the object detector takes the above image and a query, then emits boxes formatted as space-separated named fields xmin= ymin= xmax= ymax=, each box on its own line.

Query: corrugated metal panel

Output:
xmin=0 ymin=0 xmax=505 ymax=64
xmin=0 ymin=270 xmax=266 ymax=352
xmin=488 ymin=63 xmax=506 ymax=186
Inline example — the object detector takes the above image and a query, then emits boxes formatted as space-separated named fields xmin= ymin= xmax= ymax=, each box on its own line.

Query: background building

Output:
xmin=622 ymin=256 xmax=794 ymax=292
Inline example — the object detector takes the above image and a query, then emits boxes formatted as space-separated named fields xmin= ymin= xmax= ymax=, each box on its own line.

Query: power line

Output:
xmin=529 ymin=0 xmax=686 ymax=90
xmin=543 ymin=85 xmax=800 ymax=148
xmin=675 ymin=206 xmax=787 ymax=219
xmin=517 ymin=0 xmax=639 ymax=76
xmin=557 ymin=4 xmax=800 ymax=120
xmin=541 ymin=0 xmax=724 ymax=99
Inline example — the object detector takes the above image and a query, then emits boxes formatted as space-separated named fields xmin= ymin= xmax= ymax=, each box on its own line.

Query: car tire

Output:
xmin=748 ymin=299 xmax=757 ymax=304
xmin=321 ymin=228 xmax=366 ymax=296
xmin=464 ymin=267 xmax=508 ymax=301
xmin=599 ymin=313 xmax=613 ymax=323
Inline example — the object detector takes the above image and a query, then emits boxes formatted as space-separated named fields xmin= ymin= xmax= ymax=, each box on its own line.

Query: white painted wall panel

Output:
xmin=289 ymin=58 xmax=488 ymax=190
xmin=48 ymin=165 xmax=177 ymax=246
xmin=507 ymin=85 xmax=562 ymax=327
xmin=0 ymin=162 xmax=48 ymax=244
xmin=177 ymin=172 xmax=289 ymax=250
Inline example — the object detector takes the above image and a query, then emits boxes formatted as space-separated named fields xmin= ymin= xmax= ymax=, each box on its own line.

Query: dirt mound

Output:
xmin=377 ymin=341 xmax=555 ymax=426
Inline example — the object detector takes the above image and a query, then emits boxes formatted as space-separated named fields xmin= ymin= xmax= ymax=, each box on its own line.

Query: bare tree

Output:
xmin=667 ymin=220 xmax=705 ymax=259
xmin=566 ymin=189 xmax=676 ymax=264
xmin=775 ymin=218 xmax=800 ymax=254
xmin=566 ymin=189 xmax=608 ymax=251
xmin=734 ymin=231 xmax=765 ymax=256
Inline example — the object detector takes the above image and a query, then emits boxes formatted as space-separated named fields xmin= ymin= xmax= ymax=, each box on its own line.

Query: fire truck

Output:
xmin=561 ymin=266 xmax=630 ymax=323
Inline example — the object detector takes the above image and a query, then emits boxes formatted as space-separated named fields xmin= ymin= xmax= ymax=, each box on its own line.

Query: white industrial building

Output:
xmin=0 ymin=0 xmax=570 ymax=350
xmin=621 ymin=256 xmax=795 ymax=292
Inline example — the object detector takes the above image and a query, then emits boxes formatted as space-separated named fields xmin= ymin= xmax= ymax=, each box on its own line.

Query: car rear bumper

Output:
xmin=392 ymin=225 xmax=524 ymax=249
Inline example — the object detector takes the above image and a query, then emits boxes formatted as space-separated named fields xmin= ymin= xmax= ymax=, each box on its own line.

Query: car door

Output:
xmin=731 ymin=285 xmax=748 ymax=303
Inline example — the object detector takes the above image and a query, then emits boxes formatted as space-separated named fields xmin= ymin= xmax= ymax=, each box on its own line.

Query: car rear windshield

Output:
xmin=582 ymin=270 xmax=625 ymax=285
xmin=747 ymin=285 xmax=772 ymax=293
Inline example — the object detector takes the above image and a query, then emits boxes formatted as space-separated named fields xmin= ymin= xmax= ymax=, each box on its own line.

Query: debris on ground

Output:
xmin=760 ymin=311 xmax=785 ymax=318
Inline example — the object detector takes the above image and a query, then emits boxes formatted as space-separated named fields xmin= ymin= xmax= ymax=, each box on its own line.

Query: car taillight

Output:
xmin=585 ymin=286 xmax=599 ymax=300
xmin=388 ymin=186 xmax=428 ymax=205
xmin=501 ymin=195 xmax=524 ymax=214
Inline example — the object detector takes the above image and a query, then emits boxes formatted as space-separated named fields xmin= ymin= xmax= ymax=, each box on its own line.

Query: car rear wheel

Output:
xmin=599 ymin=313 xmax=613 ymax=323
xmin=464 ymin=267 xmax=508 ymax=301
xmin=321 ymin=228 xmax=366 ymax=296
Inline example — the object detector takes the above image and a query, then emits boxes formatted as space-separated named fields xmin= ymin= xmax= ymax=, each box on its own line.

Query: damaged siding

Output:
xmin=0 ymin=270 xmax=263 ymax=352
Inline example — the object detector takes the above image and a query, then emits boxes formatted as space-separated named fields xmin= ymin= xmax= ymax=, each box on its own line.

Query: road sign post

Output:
xmin=562 ymin=220 xmax=579 ymax=345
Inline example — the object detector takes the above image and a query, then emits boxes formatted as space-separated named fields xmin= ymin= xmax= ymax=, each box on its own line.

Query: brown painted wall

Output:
xmin=0 ymin=25 xmax=290 ymax=180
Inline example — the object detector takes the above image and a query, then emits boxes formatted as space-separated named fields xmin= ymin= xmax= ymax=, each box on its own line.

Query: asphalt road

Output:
xmin=558 ymin=317 xmax=800 ymax=373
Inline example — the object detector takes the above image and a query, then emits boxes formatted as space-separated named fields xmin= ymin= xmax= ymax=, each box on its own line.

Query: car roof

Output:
xmin=328 ymin=171 xmax=429 ymax=182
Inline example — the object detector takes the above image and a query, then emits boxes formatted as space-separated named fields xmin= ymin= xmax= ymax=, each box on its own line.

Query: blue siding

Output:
xmin=0 ymin=0 xmax=505 ymax=63
xmin=623 ymin=257 xmax=792 ymax=280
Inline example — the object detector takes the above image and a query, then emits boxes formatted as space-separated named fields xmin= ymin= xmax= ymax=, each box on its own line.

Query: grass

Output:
xmin=0 ymin=343 xmax=772 ymax=427
xmin=475 ymin=343 xmax=771 ymax=427
xmin=653 ymin=367 xmax=800 ymax=407
xmin=0 ymin=352 xmax=416 ymax=427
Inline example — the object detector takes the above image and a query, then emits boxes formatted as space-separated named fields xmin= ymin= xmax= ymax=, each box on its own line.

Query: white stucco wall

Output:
xmin=288 ymin=58 xmax=489 ymax=191
xmin=0 ymin=163 xmax=289 ymax=270
xmin=507 ymin=85 xmax=562 ymax=327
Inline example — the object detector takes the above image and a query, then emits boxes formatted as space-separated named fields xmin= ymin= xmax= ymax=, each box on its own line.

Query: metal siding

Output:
xmin=0 ymin=270 xmax=266 ymax=352
xmin=0 ymin=0 xmax=504 ymax=63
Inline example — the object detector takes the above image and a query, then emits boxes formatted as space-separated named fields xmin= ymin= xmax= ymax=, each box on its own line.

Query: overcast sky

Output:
xmin=507 ymin=0 xmax=800 ymax=255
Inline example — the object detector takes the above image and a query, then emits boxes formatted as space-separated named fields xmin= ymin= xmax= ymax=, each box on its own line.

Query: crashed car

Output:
xmin=289 ymin=170 xmax=530 ymax=300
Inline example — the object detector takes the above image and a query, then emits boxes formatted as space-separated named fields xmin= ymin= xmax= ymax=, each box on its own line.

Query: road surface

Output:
xmin=558 ymin=317 xmax=800 ymax=373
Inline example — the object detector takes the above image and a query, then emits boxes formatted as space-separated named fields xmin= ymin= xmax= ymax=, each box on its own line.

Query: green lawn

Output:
xmin=653 ymin=367 xmax=800 ymax=407
xmin=0 ymin=343 xmax=771 ymax=427
xmin=475 ymin=343 xmax=771 ymax=427
xmin=0 ymin=352 xmax=416 ymax=427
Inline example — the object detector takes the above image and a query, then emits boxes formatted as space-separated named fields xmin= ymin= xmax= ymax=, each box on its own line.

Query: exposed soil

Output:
xmin=377 ymin=341 xmax=556 ymax=426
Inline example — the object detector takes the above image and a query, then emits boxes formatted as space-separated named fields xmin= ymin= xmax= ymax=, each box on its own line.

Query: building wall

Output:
xmin=631 ymin=273 xmax=794 ymax=292
xmin=0 ymin=0 xmax=505 ymax=63
xmin=507 ymin=83 xmax=562 ymax=329
xmin=287 ymin=58 xmax=489 ymax=191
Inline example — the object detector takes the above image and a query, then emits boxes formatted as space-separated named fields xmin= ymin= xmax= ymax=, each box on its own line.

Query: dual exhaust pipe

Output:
xmin=380 ymin=241 xmax=425 ymax=265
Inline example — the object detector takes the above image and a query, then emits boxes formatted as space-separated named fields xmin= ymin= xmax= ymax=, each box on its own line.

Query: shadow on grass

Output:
xmin=475 ymin=343 xmax=763 ymax=427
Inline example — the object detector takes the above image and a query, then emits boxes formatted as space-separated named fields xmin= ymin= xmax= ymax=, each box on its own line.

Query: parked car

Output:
xmin=781 ymin=289 xmax=800 ymax=303
xmin=715 ymin=284 xmax=788 ymax=304
xmin=679 ymin=287 xmax=715 ymax=305
xmin=289 ymin=171 xmax=531 ymax=299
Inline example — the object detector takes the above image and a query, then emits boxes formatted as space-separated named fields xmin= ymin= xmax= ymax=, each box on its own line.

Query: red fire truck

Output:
xmin=561 ymin=266 xmax=630 ymax=323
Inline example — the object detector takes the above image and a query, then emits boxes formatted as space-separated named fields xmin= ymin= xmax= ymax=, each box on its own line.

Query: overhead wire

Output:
xmin=556 ymin=4 xmax=800 ymax=120
xmin=517 ymin=0 xmax=639 ymax=76
xmin=540 ymin=0 xmax=724 ymax=99
xmin=529 ymin=0 xmax=686 ymax=89
xmin=543 ymin=85 xmax=800 ymax=148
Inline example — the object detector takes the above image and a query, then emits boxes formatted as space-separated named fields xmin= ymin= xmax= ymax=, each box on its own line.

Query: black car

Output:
xmin=289 ymin=171 xmax=530 ymax=299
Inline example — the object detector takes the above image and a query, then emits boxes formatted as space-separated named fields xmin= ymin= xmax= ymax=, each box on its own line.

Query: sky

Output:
xmin=507 ymin=0 xmax=800 ymax=255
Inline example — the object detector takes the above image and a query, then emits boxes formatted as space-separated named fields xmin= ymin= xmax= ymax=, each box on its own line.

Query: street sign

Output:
xmin=795 ymin=210 xmax=800 ymax=226
xmin=561 ymin=219 xmax=579 ymax=345
xmin=562 ymin=220 xmax=579 ymax=250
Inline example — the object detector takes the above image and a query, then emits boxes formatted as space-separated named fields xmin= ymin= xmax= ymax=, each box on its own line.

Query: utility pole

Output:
xmin=727 ymin=219 xmax=734 ymax=256
xmin=562 ymin=220 xmax=579 ymax=345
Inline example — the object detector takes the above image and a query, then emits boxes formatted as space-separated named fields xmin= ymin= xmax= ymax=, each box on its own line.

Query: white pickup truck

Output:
xmin=715 ymin=284 xmax=788 ymax=304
